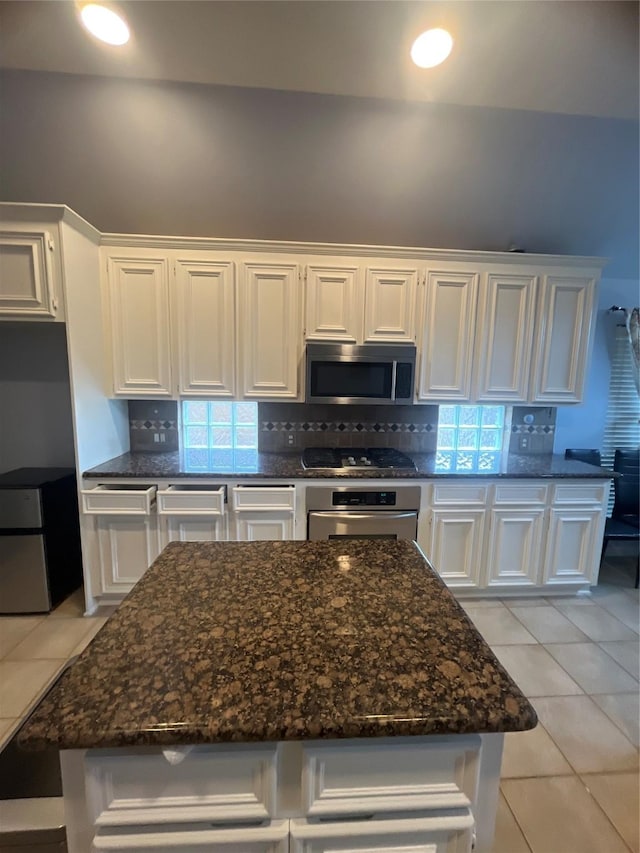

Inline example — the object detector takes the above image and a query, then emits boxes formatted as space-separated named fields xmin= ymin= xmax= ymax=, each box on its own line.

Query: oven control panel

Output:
xmin=332 ymin=491 xmax=397 ymax=507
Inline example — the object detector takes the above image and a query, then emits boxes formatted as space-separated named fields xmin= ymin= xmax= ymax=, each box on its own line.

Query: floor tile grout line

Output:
xmin=539 ymin=641 xmax=640 ymax=695
xmin=596 ymin=640 xmax=640 ymax=679
xmin=577 ymin=773 xmax=637 ymax=853
xmin=497 ymin=786 xmax=534 ymax=853
xmin=549 ymin=596 xmax=639 ymax=640
xmin=523 ymin=691 xmax=639 ymax=773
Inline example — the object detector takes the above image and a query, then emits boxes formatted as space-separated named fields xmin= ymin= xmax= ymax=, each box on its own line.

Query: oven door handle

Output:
xmin=309 ymin=511 xmax=417 ymax=522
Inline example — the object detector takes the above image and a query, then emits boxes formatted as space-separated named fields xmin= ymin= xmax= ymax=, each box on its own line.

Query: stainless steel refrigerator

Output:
xmin=0 ymin=468 xmax=82 ymax=613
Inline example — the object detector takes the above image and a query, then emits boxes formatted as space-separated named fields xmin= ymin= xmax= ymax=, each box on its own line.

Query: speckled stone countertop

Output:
xmin=83 ymin=450 xmax=612 ymax=480
xmin=19 ymin=540 xmax=537 ymax=751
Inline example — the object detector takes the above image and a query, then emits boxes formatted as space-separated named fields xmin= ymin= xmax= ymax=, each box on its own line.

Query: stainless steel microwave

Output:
xmin=305 ymin=343 xmax=416 ymax=405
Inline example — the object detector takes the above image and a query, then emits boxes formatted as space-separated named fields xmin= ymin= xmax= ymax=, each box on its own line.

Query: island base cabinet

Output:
xmin=290 ymin=813 xmax=474 ymax=853
xmin=61 ymin=735 xmax=504 ymax=853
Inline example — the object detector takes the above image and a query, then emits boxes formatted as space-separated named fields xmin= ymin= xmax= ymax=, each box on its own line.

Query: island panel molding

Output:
xmin=86 ymin=745 xmax=279 ymax=826
xmin=301 ymin=737 xmax=481 ymax=816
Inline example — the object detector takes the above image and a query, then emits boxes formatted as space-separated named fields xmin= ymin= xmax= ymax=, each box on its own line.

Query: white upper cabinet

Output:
xmin=304 ymin=262 xmax=418 ymax=344
xmin=417 ymin=269 xmax=478 ymax=401
xmin=239 ymin=261 xmax=302 ymax=399
xmin=0 ymin=226 xmax=60 ymax=319
xmin=305 ymin=264 xmax=362 ymax=342
xmin=105 ymin=252 xmax=173 ymax=397
xmin=174 ymin=258 xmax=236 ymax=397
xmin=363 ymin=265 xmax=419 ymax=343
xmin=473 ymin=272 xmax=538 ymax=402
xmin=530 ymin=274 xmax=597 ymax=403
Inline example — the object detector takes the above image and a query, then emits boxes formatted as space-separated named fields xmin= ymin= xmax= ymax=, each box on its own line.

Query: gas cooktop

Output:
xmin=301 ymin=447 xmax=416 ymax=471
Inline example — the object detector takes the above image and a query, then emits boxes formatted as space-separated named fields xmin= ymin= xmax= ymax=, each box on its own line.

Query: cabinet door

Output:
xmin=474 ymin=273 xmax=537 ymax=401
xmin=543 ymin=507 xmax=604 ymax=586
xmin=0 ymin=228 xmax=58 ymax=318
xmin=96 ymin=516 xmax=161 ymax=595
xmin=175 ymin=259 xmax=235 ymax=397
xmin=364 ymin=266 xmax=418 ymax=343
xmin=106 ymin=254 xmax=173 ymax=397
xmin=484 ymin=508 xmax=545 ymax=587
xmin=530 ymin=275 xmax=597 ymax=403
xmin=418 ymin=271 xmax=478 ymax=401
xmin=239 ymin=262 xmax=301 ymax=399
xmin=425 ymin=509 xmax=485 ymax=588
xmin=161 ymin=516 xmax=227 ymax=545
xmin=305 ymin=264 xmax=362 ymax=342
xmin=233 ymin=513 xmax=295 ymax=541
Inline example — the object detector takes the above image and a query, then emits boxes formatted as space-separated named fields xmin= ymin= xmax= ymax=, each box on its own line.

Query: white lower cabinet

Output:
xmin=427 ymin=509 xmax=485 ymax=589
xmin=230 ymin=485 xmax=296 ymax=541
xmin=157 ymin=484 xmax=227 ymax=544
xmin=543 ymin=506 xmax=605 ymax=586
xmin=81 ymin=484 xmax=161 ymax=596
xmin=484 ymin=508 xmax=545 ymax=588
xmin=95 ymin=516 xmax=161 ymax=595
xmin=420 ymin=480 xmax=608 ymax=593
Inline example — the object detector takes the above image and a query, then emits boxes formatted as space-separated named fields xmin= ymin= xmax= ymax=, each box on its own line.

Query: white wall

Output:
xmin=554 ymin=277 xmax=639 ymax=453
xmin=0 ymin=322 xmax=75 ymax=472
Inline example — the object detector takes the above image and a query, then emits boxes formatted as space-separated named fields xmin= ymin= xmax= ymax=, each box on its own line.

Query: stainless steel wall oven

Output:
xmin=307 ymin=486 xmax=420 ymax=541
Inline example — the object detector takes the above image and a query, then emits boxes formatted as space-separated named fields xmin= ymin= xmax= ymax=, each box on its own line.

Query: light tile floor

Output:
xmin=0 ymin=557 xmax=638 ymax=853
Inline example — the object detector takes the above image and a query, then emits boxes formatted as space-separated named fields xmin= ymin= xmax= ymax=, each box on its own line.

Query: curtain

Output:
xmin=626 ymin=308 xmax=640 ymax=396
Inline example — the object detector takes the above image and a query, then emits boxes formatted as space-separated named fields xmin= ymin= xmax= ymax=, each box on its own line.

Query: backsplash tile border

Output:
xmin=261 ymin=420 xmax=436 ymax=433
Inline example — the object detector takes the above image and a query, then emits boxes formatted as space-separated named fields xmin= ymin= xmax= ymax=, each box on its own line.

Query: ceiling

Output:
xmin=0 ymin=0 xmax=638 ymax=120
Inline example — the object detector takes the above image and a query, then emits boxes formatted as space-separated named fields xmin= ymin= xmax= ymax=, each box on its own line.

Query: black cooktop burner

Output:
xmin=301 ymin=447 xmax=416 ymax=470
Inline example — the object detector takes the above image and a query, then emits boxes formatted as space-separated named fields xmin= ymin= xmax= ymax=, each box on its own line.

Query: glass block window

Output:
xmin=181 ymin=401 xmax=258 ymax=471
xmin=436 ymin=405 xmax=505 ymax=473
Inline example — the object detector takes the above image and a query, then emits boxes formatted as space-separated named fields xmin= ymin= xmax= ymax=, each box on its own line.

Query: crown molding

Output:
xmin=100 ymin=231 xmax=608 ymax=270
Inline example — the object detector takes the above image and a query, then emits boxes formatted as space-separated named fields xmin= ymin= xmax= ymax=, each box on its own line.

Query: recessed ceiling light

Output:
xmin=80 ymin=3 xmax=130 ymax=46
xmin=410 ymin=28 xmax=453 ymax=69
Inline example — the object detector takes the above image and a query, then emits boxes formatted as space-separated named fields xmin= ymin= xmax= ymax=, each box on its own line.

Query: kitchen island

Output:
xmin=20 ymin=539 xmax=536 ymax=852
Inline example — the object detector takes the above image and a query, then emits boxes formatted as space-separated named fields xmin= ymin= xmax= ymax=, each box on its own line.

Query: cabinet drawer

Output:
xmin=552 ymin=483 xmax=608 ymax=506
xmin=81 ymin=485 xmax=156 ymax=515
xmin=301 ymin=736 xmax=480 ymax=817
xmin=231 ymin=486 xmax=295 ymax=513
xmin=92 ymin=820 xmax=290 ymax=851
xmin=157 ymin=485 xmax=226 ymax=516
xmin=493 ymin=483 xmax=548 ymax=505
xmin=290 ymin=812 xmax=474 ymax=853
xmin=431 ymin=483 xmax=488 ymax=505
xmin=86 ymin=744 xmax=278 ymax=827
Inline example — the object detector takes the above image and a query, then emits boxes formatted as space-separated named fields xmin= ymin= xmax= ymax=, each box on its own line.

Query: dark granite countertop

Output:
xmin=83 ymin=450 xmax=613 ymax=480
xmin=19 ymin=540 xmax=537 ymax=750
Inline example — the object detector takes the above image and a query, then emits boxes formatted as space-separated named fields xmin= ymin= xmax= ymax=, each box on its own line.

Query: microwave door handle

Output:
xmin=391 ymin=361 xmax=397 ymax=400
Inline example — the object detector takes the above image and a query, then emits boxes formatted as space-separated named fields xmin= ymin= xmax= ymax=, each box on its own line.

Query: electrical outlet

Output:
xmin=519 ymin=435 xmax=529 ymax=451
xmin=287 ymin=433 xmax=295 ymax=446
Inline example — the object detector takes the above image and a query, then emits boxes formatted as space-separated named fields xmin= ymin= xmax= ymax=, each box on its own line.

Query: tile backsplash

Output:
xmin=258 ymin=403 xmax=439 ymax=452
xmin=129 ymin=400 xmax=179 ymax=452
xmin=509 ymin=406 xmax=556 ymax=455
